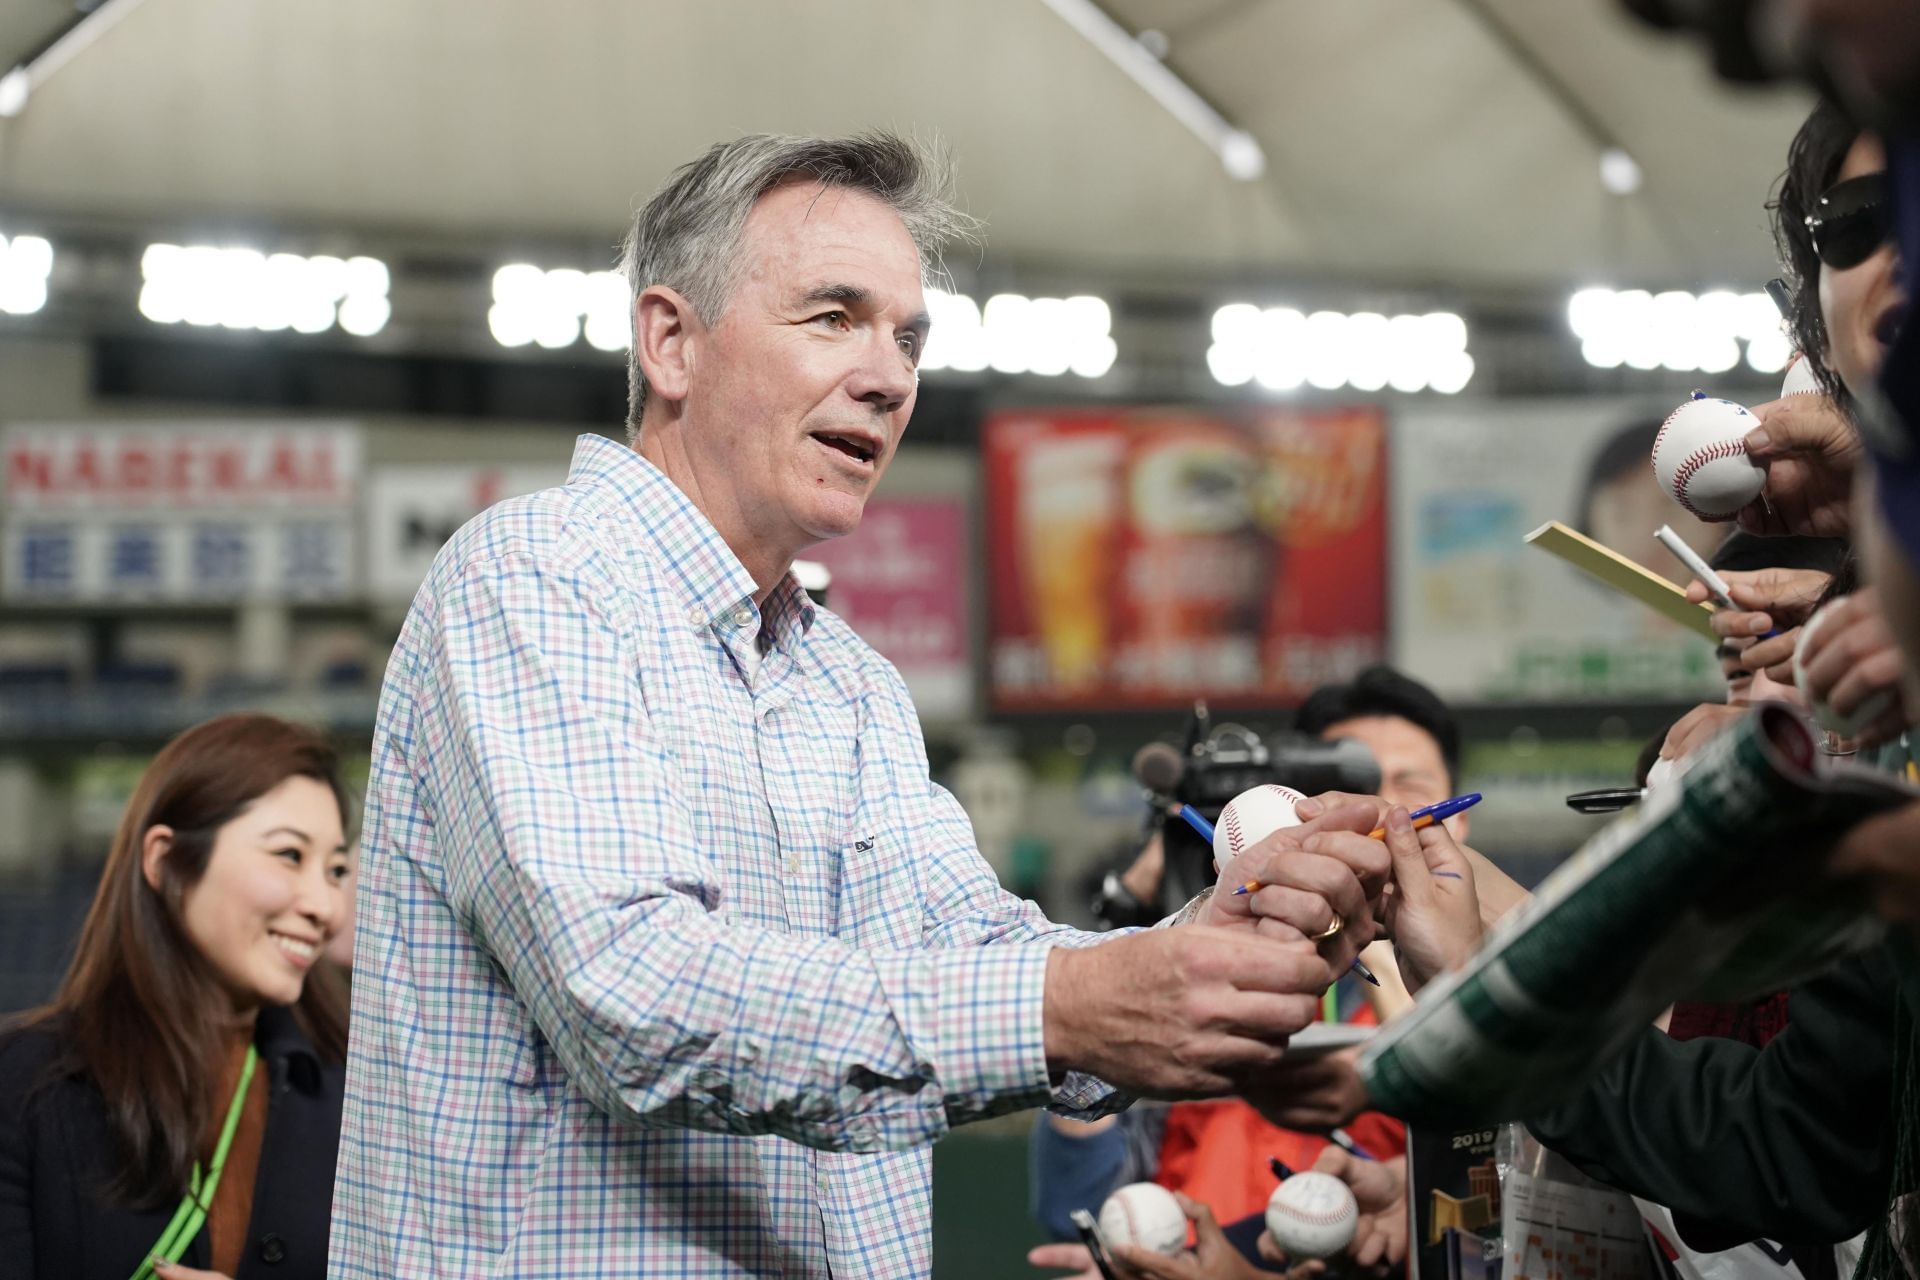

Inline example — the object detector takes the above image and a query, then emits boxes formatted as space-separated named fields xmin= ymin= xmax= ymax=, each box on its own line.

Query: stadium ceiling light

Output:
xmin=1568 ymin=287 xmax=1787 ymax=375
xmin=1039 ymin=0 xmax=1266 ymax=182
xmin=0 ymin=232 xmax=54 ymax=315
xmin=0 ymin=68 xmax=27 ymax=119
xmin=1207 ymin=303 xmax=1473 ymax=395
xmin=1598 ymin=148 xmax=1642 ymax=196
xmin=138 ymin=244 xmax=390 ymax=336
xmin=487 ymin=264 xmax=629 ymax=352
xmin=922 ymin=287 xmax=1116 ymax=379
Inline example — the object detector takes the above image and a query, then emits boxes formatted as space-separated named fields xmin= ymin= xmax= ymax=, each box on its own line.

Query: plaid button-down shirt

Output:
xmin=328 ymin=435 xmax=1122 ymax=1278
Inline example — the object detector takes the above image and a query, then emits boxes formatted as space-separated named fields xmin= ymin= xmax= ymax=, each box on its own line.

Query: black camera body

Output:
xmin=1150 ymin=705 xmax=1382 ymax=915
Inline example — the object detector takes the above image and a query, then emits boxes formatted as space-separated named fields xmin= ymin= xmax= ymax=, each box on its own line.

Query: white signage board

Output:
xmin=2 ymin=423 xmax=360 ymax=603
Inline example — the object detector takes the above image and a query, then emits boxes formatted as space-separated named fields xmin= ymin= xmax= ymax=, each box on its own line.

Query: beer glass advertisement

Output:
xmin=984 ymin=406 xmax=1386 ymax=711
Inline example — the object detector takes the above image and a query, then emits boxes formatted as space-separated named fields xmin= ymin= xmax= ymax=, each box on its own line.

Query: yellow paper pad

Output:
xmin=1524 ymin=520 xmax=1718 ymax=640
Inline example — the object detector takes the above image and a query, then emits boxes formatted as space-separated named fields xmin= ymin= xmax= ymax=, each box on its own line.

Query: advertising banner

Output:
xmin=985 ymin=406 xmax=1386 ymax=711
xmin=364 ymin=464 xmax=565 ymax=603
xmin=1391 ymin=399 xmax=1729 ymax=702
xmin=2 ymin=423 xmax=360 ymax=603
xmin=809 ymin=498 xmax=971 ymax=720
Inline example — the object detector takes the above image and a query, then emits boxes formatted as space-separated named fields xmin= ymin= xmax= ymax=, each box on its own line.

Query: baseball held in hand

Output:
xmin=1266 ymin=1172 xmax=1359 ymax=1260
xmin=1652 ymin=394 xmax=1765 ymax=519
xmin=1781 ymin=356 xmax=1821 ymax=398
xmin=1795 ymin=601 xmax=1896 ymax=737
xmin=1098 ymin=1182 xmax=1188 ymax=1257
xmin=1214 ymin=783 xmax=1307 ymax=870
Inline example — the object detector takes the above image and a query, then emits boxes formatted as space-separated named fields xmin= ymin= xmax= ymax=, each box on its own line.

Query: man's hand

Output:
xmin=1197 ymin=795 xmax=1392 ymax=978
xmin=1286 ymin=805 xmax=1482 ymax=995
xmin=1829 ymin=801 xmax=1920 ymax=924
xmin=1237 ymin=1045 xmax=1368 ymax=1134
xmin=1660 ymin=704 xmax=1750 ymax=761
xmin=1045 ymin=927 xmax=1330 ymax=1097
xmin=1687 ymin=567 xmax=1834 ymax=679
xmin=1735 ymin=394 xmax=1861 ymax=538
xmin=1026 ymin=1242 xmax=1104 ymax=1280
xmin=1111 ymin=1193 xmax=1273 ymax=1280
xmin=1798 ymin=585 xmax=1920 ymax=748
xmin=1026 ymin=1196 xmax=1278 ymax=1280
xmin=1293 ymin=1148 xmax=1409 ymax=1271
xmin=1373 ymin=806 xmax=1483 ymax=993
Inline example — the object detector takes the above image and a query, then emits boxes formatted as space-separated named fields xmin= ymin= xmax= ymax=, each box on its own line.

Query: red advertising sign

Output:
xmin=809 ymin=498 xmax=971 ymax=719
xmin=4 ymin=423 xmax=359 ymax=510
xmin=985 ymin=406 xmax=1386 ymax=711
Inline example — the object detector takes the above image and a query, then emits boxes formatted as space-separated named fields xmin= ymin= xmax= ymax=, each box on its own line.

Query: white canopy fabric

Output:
xmin=0 ymin=0 xmax=1814 ymax=290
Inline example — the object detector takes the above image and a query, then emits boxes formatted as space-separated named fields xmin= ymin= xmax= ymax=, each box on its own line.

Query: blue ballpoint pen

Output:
xmin=1327 ymin=1127 xmax=1377 ymax=1161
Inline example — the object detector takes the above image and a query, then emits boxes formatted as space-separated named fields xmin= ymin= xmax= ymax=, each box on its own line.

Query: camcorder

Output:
xmin=1121 ymin=701 xmax=1382 ymax=919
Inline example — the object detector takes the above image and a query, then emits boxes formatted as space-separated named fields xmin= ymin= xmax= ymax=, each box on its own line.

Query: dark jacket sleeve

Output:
xmin=1526 ymin=946 xmax=1897 ymax=1244
xmin=1029 ymin=1115 xmax=1130 ymax=1240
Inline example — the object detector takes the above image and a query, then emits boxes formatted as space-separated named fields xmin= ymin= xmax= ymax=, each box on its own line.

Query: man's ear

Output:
xmin=634 ymin=285 xmax=699 ymax=404
xmin=141 ymin=825 xmax=175 ymax=893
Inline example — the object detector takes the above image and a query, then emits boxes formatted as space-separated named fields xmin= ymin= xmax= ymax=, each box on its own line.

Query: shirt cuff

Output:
xmin=935 ymin=941 xmax=1058 ymax=1127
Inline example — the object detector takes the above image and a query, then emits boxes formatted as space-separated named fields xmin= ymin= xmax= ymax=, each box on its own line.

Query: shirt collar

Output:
xmin=566 ymin=434 xmax=817 ymax=646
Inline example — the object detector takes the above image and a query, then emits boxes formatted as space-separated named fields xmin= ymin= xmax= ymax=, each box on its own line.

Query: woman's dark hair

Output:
xmin=1708 ymin=529 xmax=1851 ymax=578
xmin=21 ymin=714 xmax=351 ymax=1207
xmin=1769 ymin=98 xmax=1864 ymax=413
xmin=1812 ymin=550 xmax=1862 ymax=608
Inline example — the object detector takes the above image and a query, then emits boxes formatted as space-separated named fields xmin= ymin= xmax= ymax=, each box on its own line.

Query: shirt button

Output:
xmin=685 ymin=605 xmax=706 ymax=631
xmin=731 ymin=605 xmax=755 ymax=627
xmin=787 ymin=856 xmax=801 ymax=874
xmin=257 ymin=1233 xmax=287 ymax=1264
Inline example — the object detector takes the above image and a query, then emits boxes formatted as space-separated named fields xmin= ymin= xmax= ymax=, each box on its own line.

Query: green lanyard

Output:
xmin=129 ymin=1044 xmax=258 ymax=1280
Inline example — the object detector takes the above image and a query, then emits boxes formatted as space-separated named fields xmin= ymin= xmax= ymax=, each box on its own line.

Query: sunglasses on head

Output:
xmin=1806 ymin=172 xmax=1890 ymax=271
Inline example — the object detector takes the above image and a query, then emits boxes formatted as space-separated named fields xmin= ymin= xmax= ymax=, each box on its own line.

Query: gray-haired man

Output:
xmin=328 ymin=132 xmax=1384 ymax=1277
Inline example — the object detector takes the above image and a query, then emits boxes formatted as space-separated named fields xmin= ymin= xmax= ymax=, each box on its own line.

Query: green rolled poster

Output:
xmin=1360 ymin=704 xmax=1915 ymax=1125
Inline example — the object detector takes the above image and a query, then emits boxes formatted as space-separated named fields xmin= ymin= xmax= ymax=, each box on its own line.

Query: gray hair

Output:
xmin=619 ymin=131 xmax=979 ymax=440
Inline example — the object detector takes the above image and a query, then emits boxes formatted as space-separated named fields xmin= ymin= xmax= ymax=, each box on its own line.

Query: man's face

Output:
xmin=1317 ymin=714 xmax=1464 ymax=839
xmin=676 ymin=180 xmax=928 ymax=558
xmin=1589 ymin=476 xmax=1723 ymax=588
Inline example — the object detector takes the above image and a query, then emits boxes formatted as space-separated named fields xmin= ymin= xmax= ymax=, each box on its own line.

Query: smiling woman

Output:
xmin=0 ymin=714 xmax=355 ymax=1280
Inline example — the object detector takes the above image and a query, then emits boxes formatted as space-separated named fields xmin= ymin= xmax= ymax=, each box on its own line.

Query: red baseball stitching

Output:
xmin=1118 ymin=1189 xmax=1150 ymax=1247
xmin=1669 ymin=439 xmax=1753 ymax=520
xmin=1651 ymin=401 xmax=1687 ymax=473
xmin=1226 ymin=805 xmax=1244 ymax=855
xmin=1273 ymin=1192 xmax=1355 ymax=1227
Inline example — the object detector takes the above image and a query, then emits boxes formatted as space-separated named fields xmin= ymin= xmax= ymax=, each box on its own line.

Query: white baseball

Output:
xmin=1214 ymin=783 xmax=1307 ymax=869
xmin=1781 ymin=356 xmax=1821 ymax=398
xmin=1098 ymin=1182 xmax=1188 ymax=1257
xmin=1266 ymin=1172 xmax=1359 ymax=1260
xmin=1795 ymin=600 xmax=1896 ymax=737
xmin=1652 ymin=394 xmax=1766 ymax=519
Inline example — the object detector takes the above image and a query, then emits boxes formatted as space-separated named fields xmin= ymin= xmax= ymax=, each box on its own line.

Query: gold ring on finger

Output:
xmin=1309 ymin=912 xmax=1343 ymax=942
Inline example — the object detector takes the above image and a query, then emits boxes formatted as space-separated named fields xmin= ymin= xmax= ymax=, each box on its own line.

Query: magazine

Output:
xmin=1360 ymin=704 xmax=1914 ymax=1124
